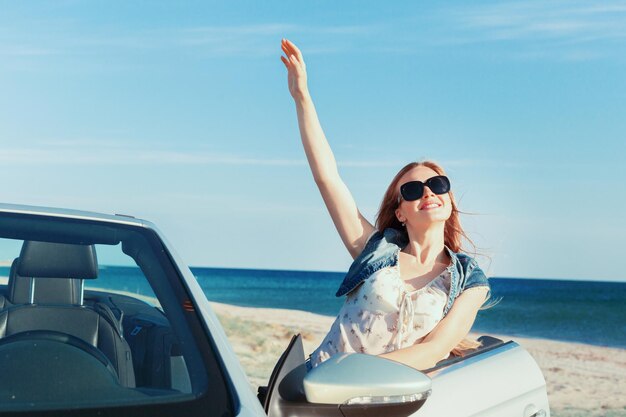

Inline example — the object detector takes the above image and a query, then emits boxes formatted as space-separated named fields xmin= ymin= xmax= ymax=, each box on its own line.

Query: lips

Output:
xmin=420 ymin=201 xmax=442 ymax=210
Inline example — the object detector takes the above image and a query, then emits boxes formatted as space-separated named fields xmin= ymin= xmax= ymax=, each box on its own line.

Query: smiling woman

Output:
xmin=280 ymin=38 xmax=491 ymax=371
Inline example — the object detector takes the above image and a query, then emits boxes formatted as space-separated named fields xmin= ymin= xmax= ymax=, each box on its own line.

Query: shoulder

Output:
xmin=453 ymin=252 xmax=490 ymax=291
xmin=356 ymin=228 xmax=406 ymax=258
xmin=336 ymin=228 xmax=405 ymax=298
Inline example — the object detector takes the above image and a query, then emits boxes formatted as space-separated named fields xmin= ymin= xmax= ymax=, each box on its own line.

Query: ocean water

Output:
xmin=1 ymin=266 xmax=624 ymax=348
xmin=191 ymin=267 xmax=626 ymax=349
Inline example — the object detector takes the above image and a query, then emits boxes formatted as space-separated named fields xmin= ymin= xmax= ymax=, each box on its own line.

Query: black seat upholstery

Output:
xmin=0 ymin=241 xmax=135 ymax=387
xmin=8 ymin=257 xmax=82 ymax=305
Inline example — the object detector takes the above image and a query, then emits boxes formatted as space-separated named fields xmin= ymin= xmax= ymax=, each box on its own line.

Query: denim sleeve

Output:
xmin=462 ymin=260 xmax=490 ymax=293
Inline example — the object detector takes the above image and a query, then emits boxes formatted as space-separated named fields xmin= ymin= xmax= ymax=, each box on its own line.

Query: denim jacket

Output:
xmin=335 ymin=228 xmax=490 ymax=317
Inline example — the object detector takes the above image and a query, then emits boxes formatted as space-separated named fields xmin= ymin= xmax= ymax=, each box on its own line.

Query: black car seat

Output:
xmin=7 ymin=257 xmax=82 ymax=304
xmin=7 ymin=256 xmax=124 ymax=335
xmin=0 ymin=256 xmax=81 ymax=310
xmin=0 ymin=241 xmax=135 ymax=387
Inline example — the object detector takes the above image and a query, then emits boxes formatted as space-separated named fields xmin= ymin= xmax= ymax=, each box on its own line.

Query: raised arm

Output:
xmin=281 ymin=39 xmax=375 ymax=259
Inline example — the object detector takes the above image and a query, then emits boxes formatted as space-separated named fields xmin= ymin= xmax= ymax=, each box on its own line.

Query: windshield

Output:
xmin=0 ymin=211 xmax=232 ymax=416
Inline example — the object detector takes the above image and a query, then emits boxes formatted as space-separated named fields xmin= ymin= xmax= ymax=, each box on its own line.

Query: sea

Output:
xmin=190 ymin=267 xmax=626 ymax=349
xmin=1 ymin=265 xmax=624 ymax=349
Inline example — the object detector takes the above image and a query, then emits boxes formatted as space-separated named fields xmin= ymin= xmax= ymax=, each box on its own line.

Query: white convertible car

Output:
xmin=0 ymin=203 xmax=550 ymax=417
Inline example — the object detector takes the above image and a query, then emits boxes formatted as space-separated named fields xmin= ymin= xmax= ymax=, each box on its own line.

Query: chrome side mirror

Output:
xmin=304 ymin=354 xmax=431 ymax=416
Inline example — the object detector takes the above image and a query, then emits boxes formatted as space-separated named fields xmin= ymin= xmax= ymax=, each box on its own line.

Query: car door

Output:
xmin=263 ymin=334 xmax=430 ymax=417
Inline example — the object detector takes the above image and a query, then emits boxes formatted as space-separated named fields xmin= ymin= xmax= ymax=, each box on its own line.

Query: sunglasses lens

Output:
xmin=427 ymin=176 xmax=451 ymax=195
xmin=400 ymin=176 xmax=450 ymax=202
xmin=400 ymin=182 xmax=424 ymax=201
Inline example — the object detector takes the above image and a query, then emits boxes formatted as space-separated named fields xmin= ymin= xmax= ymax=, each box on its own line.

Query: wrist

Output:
xmin=293 ymin=90 xmax=312 ymax=105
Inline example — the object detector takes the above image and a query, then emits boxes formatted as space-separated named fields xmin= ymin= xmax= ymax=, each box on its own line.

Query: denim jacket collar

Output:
xmin=335 ymin=228 xmax=489 ymax=317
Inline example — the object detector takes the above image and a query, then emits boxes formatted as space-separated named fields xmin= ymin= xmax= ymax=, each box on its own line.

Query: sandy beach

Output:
xmin=211 ymin=302 xmax=626 ymax=417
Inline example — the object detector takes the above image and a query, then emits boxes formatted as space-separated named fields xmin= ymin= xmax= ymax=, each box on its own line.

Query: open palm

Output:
xmin=280 ymin=39 xmax=308 ymax=100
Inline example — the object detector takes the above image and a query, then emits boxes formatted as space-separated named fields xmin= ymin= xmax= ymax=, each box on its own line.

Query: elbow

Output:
xmin=313 ymin=173 xmax=340 ymax=188
xmin=313 ymin=175 xmax=330 ymax=187
xmin=420 ymin=359 xmax=438 ymax=371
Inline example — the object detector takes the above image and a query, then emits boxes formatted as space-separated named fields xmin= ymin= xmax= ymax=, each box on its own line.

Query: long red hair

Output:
xmin=375 ymin=161 xmax=473 ymax=254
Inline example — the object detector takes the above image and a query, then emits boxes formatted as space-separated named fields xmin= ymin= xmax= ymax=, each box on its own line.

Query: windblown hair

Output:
xmin=375 ymin=161 xmax=473 ymax=254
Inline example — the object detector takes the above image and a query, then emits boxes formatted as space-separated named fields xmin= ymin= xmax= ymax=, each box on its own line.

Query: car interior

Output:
xmin=0 ymin=213 xmax=226 ymax=415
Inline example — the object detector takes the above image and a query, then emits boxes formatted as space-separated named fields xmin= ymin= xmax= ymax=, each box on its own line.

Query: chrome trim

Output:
xmin=29 ymin=278 xmax=35 ymax=304
xmin=79 ymin=279 xmax=84 ymax=305
xmin=304 ymin=353 xmax=432 ymax=404
xmin=0 ymin=202 xmax=145 ymax=227
xmin=344 ymin=390 xmax=431 ymax=405
xmin=427 ymin=341 xmax=519 ymax=378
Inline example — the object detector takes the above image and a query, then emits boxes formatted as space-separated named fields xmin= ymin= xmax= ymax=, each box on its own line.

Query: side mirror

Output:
xmin=304 ymin=354 xmax=431 ymax=417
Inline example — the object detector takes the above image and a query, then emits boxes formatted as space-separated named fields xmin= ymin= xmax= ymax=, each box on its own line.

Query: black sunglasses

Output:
xmin=399 ymin=175 xmax=451 ymax=202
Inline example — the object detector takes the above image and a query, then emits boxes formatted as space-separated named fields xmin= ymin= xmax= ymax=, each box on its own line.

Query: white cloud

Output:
xmin=0 ymin=45 xmax=59 ymax=56
xmin=0 ymin=22 xmax=377 ymax=60
xmin=2 ymin=4 xmax=623 ymax=63
xmin=440 ymin=0 xmax=626 ymax=60
xmin=0 ymin=146 xmax=305 ymax=166
xmin=0 ymin=143 xmax=518 ymax=169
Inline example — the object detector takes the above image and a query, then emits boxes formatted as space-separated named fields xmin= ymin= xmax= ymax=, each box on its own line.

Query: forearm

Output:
xmin=379 ymin=341 xmax=446 ymax=371
xmin=294 ymin=94 xmax=340 ymax=184
xmin=381 ymin=289 xmax=489 ymax=370
xmin=281 ymin=38 xmax=375 ymax=257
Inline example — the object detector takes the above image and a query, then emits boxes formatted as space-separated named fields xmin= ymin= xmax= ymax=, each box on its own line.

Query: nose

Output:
xmin=422 ymin=186 xmax=436 ymax=199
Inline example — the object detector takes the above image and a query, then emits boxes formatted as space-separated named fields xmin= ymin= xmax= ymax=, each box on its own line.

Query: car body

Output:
xmin=0 ymin=203 xmax=550 ymax=417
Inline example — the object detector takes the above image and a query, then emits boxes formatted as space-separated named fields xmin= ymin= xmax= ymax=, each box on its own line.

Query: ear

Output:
xmin=395 ymin=208 xmax=405 ymax=223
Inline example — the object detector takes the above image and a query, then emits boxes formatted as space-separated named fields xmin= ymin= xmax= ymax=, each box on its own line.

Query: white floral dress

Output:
xmin=309 ymin=264 xmax=451 ymax=368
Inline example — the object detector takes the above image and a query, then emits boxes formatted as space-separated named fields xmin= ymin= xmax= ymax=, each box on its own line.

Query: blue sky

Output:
xmin=1 ymin=1 xmax=625 ymax=281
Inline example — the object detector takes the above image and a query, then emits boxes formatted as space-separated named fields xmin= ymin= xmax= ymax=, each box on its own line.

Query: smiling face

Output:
xmin=395 ymin=166 xmax=453 ymax=228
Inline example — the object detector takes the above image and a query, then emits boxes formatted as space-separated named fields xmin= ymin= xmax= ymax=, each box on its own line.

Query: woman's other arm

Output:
xmin=379 ymin=287 xmax=489 ymax=370
xmin=281 ymin=39 xmax=375 ymax=259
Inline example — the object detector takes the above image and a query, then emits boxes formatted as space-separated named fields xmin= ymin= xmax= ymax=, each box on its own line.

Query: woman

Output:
xmin=280 ymin=39 xmax=491 ymax=371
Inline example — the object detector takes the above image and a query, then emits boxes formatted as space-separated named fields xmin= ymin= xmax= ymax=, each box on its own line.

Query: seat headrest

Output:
xmin=9 ymin=257 xmax=82 ymax=305
xmin=17 ymin=241 xmax=98 ymax=279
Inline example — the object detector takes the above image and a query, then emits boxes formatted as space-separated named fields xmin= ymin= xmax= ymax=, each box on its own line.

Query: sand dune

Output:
xmin=211 ymin=302 xmax=626 ymax=417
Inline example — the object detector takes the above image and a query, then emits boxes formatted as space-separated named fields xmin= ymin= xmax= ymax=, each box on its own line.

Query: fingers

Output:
xmin=284 ymin=39 xmax=304 ymax=62
xmin=281 ymin=38 xmax=305 ymax=66
xmin=281 ymin=40 xmax=293 ymax=63
xmin=289 ymin=54 xmax=305 ymax=75
xmin=280 ymin=52 xmax=299 ymax=72
xmin=280 ymin=40 xmax=292 ymax=69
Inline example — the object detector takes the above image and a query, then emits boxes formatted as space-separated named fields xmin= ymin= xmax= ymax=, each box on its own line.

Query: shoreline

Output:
xmin=211 ymin=301 xmax=626 ymax=349
xmin=210 ymin=302 xmax=626 ymax=417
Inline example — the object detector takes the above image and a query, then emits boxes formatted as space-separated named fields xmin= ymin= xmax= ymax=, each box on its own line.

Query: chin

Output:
xmin=418 ymin=210 xmax=449 ymax=220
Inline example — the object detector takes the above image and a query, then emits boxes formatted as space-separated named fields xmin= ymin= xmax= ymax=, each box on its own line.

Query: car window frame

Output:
xmin=0 ymin=212 xmax=235 ymax=417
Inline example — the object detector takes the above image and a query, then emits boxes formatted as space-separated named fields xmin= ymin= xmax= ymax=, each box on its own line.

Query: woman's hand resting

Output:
xmin=280 ymin=38 xmax=309 ymax=101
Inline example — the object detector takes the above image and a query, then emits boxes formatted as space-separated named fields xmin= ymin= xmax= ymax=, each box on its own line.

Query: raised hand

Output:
xmin=279 ymin=39 xmax=375 ymax=259
xmin=280 ymin=38 xmax=309 ymax=101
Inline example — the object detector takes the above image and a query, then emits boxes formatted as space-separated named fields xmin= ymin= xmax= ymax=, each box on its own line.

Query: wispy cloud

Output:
xmin=0 ymin=22 xmax=377 ymax=62
xmin=0 ymin=143 xmax=522 ymax=170
xmin=0 ymin=45 xmax=60 ymax=57
xmin=178 ymin=23 xmax=376 ymax=56
xmin=0 ymin=145 xmax=396 ymax=167
xmin=0 ymin=146 xmax=305 ymax=166
xmin=439 ymin=1 xmax=626 ymax=60
xmin=2 ymin=4 xmax=624 ymax=64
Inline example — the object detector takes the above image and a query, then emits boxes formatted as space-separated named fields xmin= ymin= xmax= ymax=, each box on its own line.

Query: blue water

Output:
xmin=2 ymin=266 xmax=624 ymax=348
xmin=191 ymin=267 xmax=626 ymax=349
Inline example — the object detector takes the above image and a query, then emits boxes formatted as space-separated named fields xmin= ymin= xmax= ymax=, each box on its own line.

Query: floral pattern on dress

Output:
xmin=309 ymin=265 xmax=451 ymax=368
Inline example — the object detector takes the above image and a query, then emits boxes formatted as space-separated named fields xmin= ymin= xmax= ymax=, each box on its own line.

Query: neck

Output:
xmin=403 ymin=222 xmax=447 ymax=265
